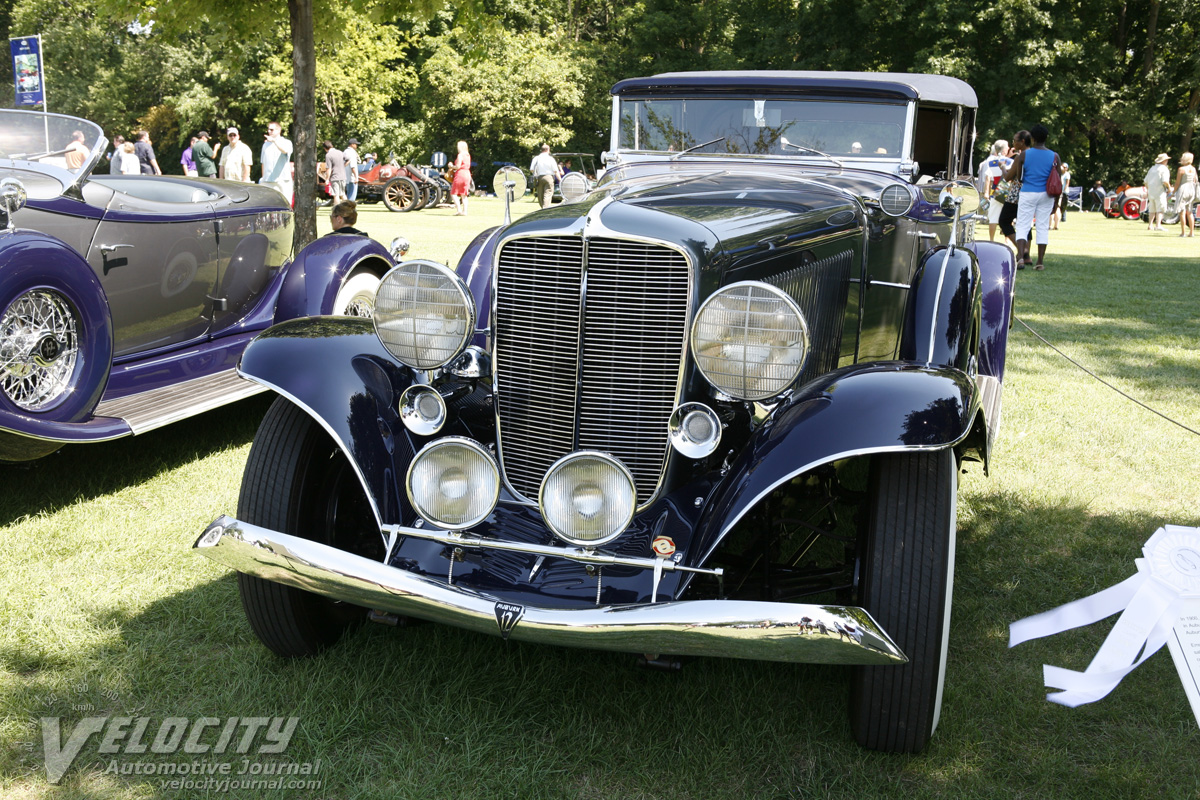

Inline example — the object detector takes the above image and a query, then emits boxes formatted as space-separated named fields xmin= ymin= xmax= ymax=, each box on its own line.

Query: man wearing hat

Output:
xmin=193 ymin=131 xmax=219 ymax=178
xmin=219 ymin=126 xmax=253 ymax=182
xmin=260 ymin=121 xmax=294 ymax=203
xmin=344 ymin=138 xmax=361 ymax=202
xmin=1144 ymin=153 xmax=1173 ymax=231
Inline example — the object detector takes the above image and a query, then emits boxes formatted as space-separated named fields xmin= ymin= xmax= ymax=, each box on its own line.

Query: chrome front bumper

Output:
xmin=195 ymin=516 xmax=906 ymax=666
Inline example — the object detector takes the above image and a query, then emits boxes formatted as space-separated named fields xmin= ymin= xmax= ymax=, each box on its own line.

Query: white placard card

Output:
xmin=1009 ymin=525 xmax=1200 ymax=726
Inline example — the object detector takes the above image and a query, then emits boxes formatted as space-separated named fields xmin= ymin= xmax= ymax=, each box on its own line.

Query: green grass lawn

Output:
xmin=2 ymin=206 xmax=1199 ymax=799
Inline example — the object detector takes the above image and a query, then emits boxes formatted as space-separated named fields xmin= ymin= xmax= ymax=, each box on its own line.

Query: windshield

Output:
xmin=617 ymin=97 xmax=907 ymax=158
xmin=0 ymin=109 xmax=106 ymax=194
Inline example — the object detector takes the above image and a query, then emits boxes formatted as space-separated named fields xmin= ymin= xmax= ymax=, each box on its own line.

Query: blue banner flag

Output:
xmin=10 ymin=36 xmax=45 ymax=107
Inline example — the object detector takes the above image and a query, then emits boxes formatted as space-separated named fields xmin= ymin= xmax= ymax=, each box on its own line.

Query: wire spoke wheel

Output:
xmin=0 ymin=288 xmax=79 ymax=411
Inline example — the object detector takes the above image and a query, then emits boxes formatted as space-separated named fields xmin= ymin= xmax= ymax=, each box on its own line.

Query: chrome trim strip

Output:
xmin=94 ymin=367 xmax=267 ymax=435
xmin=196 ymin=515 xmax=906 ymax=666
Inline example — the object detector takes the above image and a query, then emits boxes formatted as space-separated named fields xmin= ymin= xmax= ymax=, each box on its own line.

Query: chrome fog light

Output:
xmin=668 ymin=402 xmax=722 ymax=458
xmin=539 ymin=452 xmax=636 ymax=547
xmin=374 ymin=260 xmax=475 ymax=370
xmin=406 ymin=437 xmax=499 ymax=529
xmin=399 ymin=384 xmax=447 ymax=435
xmin=690 ymin=281 xmax=809 ymax=401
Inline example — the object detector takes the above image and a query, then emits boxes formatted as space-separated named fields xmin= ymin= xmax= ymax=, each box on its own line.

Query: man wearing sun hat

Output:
xmin=1144 ymin=153 xmax=1172 ymax=231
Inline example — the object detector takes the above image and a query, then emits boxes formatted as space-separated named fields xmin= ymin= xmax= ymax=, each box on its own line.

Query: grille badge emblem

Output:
xmin=494 ymin=602 xmax=525 ymax=639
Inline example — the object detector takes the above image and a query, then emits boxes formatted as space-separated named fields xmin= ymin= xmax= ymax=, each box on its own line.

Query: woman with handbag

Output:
xmin=997 ymin=132 xmax=1029 ymax=260
xmin=1004 ymin=123 xmax=1063 ymax=270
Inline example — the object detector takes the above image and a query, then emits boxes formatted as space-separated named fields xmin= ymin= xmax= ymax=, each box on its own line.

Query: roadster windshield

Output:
xmin=617 ymin=97 xmax=907 ymax=158
xmin=0 ymin=109 xmax=105 ymax=191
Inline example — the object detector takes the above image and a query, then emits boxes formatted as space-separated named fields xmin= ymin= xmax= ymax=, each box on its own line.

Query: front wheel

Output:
xmin=850 ymin=450 xmax=957 ymax=753
xmin=236 ymin=398 xmax=383 ymax=657
xmin=332 ymin=270 xmax=380 ymax=318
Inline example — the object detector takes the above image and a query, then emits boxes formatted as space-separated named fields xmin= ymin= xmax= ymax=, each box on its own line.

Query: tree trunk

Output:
xmin=290 ymin=0 xmax=317 ymax=251
xmin=1141 ymin=0 xmax=1159 ymax=79
xmin=1182 ymin=86 xmax=1200 ymax=154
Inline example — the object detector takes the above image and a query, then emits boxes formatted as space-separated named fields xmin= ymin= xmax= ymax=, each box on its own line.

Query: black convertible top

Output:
xmin=611 ymin=71 xmax=977 ymax=108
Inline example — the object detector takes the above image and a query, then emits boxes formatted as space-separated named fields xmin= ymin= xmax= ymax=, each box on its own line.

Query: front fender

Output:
xmin=238 ymin=317 xmax=418 ymax=526
xmin=899 ymin=244 xmax=980 ymax=370
xmin=694 ymin=362 xmax=979 ymax=561
xmin=969 ymin=239 xmax=1016 ymax=381
xmin=274 ymin=235 xmax=394 ymax=323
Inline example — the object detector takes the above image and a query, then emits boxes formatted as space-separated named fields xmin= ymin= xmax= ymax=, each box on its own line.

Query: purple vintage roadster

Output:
xmin=0 ymin=109 xmax=399 ymax=462
xmin=196 ymin=71 xmax=1015 ymax=753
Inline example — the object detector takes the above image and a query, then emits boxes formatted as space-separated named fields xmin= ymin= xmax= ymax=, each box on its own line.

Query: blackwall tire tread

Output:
xmin=850 ymin=450 xmax=955 ymax=753
xmin=236 ymin=398 xmax=362 ymax=658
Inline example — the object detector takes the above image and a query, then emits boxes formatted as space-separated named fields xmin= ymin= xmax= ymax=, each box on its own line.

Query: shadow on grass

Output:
xmin=0 ymin=394 xmax=274 ymax=527
xmin=10 ymin=489 xmax=1200 ymax=798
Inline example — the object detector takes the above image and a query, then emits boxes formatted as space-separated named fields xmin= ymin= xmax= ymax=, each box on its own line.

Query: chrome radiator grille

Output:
xmin=494 ymin=236 xmax=690 ymax=505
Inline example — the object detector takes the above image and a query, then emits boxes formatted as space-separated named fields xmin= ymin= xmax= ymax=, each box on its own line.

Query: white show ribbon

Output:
xmin=1009 ymin=525 xmax=1200 ymax=709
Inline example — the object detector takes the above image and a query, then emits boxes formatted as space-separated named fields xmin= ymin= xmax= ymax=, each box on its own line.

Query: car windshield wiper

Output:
xmin=670 ymin=137 xmax=726 ymax=160
xmin=780 ymin=138 xmax=843 ymax=166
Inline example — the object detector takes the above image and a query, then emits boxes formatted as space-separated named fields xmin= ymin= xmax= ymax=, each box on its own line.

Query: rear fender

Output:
xmin=237 ymin=317 xmax=418 ymax=527
xmin=274 ymin=235 xmax=394 ymax=323
xmin=693 ymin=362 xmax=979 ymax=562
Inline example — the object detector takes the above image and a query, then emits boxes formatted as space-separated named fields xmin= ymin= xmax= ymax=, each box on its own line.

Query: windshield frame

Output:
xmin=0 ymin=109 xmax=108 ymax=199
xmin=610 ymin=94 xmax=916 ymax=169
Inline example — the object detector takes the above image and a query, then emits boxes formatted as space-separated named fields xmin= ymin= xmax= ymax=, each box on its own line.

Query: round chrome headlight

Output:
xmin=406 ymin=437 xmax=499 ymax=529
xmin=373 ymin=260 xmax=475 ymax=370
xmin=539 ymin=452 xmax=636 ymax=547
xmin=690 ymin=282 xmax=810 ymax=401
xmin=399 ymin=384 xmax=447 ymax=435
xmin=560 ymin=172 xmax=589 ymax=203
xmin=668 ymin=402 xmax=722 ymax=458
xmin=879 ymin=184 xmax=915 ymax=217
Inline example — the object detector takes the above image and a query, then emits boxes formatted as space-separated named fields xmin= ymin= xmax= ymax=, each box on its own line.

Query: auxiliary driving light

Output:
xmin=539 ymin=451 xmax=636 ymax=547
xmin=668 ymin=402 xmax=722 ymax=458
xmin=373 ymin=260 xmax=475 ymax=370
xmin=406 ymin=437 xmax=499 ymax=529
xmin=399 ymin=384 xmax=447 ymax=435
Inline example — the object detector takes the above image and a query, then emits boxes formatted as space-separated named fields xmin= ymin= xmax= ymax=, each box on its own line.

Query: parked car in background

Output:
xmin=197 ymin=71 xmax=1015 ymax=754
xmin=0 ymin=109 xmax=399 ymax=463
xmin=552 ymin=152 xmax=598 ymax=203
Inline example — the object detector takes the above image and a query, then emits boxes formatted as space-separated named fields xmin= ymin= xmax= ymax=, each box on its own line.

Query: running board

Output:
xmin=94 ymin=368 xmax=267 ymax=435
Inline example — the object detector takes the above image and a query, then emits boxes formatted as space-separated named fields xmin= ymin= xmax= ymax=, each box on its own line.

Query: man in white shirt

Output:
xmin=260 ymin=121 xmax=294 ymax=203
xmin=344 ymin=139 xmax=361 ymax=202
xmin=530 ymin=144 xmax=562 ymax=208
xmin=219 ymin=127 xmax=253 ymax=182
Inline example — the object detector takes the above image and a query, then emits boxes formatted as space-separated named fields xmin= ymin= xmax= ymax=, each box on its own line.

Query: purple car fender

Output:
xmin=273 ymin=234 xmax=394 ymax=324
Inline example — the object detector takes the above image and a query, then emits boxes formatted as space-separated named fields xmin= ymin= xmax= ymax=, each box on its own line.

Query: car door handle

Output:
xmin=99 ymin=243 xmax=134 ymax=253
xmin=916 ymin=232 xmax=938 ymax=240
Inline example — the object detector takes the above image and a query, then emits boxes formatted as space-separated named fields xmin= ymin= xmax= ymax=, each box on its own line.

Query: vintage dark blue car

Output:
xmin=197 ymin=71 xmax=1015 ymax=753
xmin=0 ymin=110 xmax=398 ymax=462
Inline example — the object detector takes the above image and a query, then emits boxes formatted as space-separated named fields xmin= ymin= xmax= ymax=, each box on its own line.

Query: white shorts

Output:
xmin=1147 ymin=192 xmax=1169 ymax=214
xmin=1015 ymin=190 xmax=1056 ymax=245
xmin=987 ymin=198 xmax=1004 ymax=224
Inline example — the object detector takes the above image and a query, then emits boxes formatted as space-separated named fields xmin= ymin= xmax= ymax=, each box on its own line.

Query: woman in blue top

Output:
xmin=1004 ymin=123 xmax=1062 ymax=270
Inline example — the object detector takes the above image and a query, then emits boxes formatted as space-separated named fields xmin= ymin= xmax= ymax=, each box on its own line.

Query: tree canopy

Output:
xmin=1 ymin=0 xmax=1195 ymax=225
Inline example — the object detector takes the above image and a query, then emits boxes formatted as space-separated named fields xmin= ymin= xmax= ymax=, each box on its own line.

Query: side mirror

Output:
xmin=938 ymin=181 xmax=979 ymax=217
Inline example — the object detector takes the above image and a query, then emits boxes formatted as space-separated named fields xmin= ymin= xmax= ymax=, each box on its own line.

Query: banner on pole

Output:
xmin=10 ymin=36 xmax=45 ymax=107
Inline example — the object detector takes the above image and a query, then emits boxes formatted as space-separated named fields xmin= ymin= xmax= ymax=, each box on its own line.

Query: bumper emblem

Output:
xmin=651 ymin=536 xmax=676 ymax=557
xmin=494 ymin=602 xmax=525 ymax=639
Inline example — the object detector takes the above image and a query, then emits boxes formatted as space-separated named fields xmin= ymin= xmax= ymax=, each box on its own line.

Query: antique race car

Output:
xmin=0 ymin=109 xmax=398 ymax=463
xmin=197 ymin=71 xmax=1015 ymax=753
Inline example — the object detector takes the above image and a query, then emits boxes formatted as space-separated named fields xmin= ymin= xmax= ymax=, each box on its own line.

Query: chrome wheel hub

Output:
xmin=0 ymin=289 xmax=79 ymax=410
